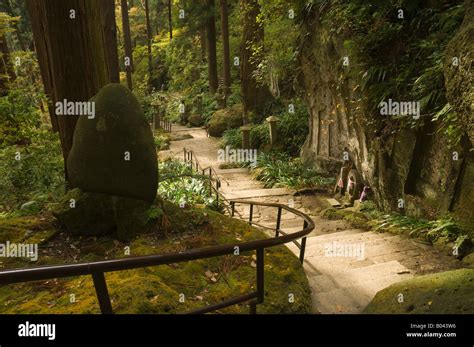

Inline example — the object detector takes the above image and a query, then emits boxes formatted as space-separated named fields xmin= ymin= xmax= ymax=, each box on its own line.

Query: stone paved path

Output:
xmin=159 ymin=125 xmax=462 ymax=314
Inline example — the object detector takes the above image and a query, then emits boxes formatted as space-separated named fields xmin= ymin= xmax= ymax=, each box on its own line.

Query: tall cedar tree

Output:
xmin=220 ymin=0 xmax=231 ymax=100
xmin=99 ymin=0 xmax=120 ymax=83
xmin=145 ymin=0 xmax=153 ymax=91
xmin=26 ymin=0 xmax=119 ymax=181
xmin=240 ymin=0 xmax=269 ymax=122
xmin=121 ymin=0 xmax=133 ymax=90
xmin=206 ymin=0 xmax=218 ymax=93
xmin=167 ymin=0 xmax=172 ymax=40
xmin=200 ymin=26 xmax=207 ymax=62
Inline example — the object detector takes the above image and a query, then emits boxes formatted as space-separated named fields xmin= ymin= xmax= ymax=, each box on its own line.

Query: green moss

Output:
xmin=0 ymin=215 xmax=58 ymax=245
xmin=51 ymin=189 xmax=152 ymax=241
xmin=321 ymin=208 xmax=370 ymax=229
xmin=0 ymin=206 xmax=311 ymax=314
xmin=321 ymin=208 xmax=344 ymax=220
xmin=208 ymin=104 xmax=243 ymax=137
xmin=364 ymin=269 xmax=474 ymax=314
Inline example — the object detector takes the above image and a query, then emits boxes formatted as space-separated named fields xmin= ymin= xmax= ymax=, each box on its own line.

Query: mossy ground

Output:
xmin=321 ymin=207 xmax=370 ymax=230
xmin=364 ymin=269 xmax=474 ymax=314
xmin=0 ymin=201 xmax=311 ymax=314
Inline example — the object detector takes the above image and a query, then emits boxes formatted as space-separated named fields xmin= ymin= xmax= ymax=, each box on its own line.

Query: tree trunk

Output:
xmin=206 ymin=0 xmax=218 ymax=93
xmin=200 ymin=27 xmax=207 ymax=62
xmin=220 ymin=0 xmax=231 ymax=100
xmin=15 ymin=28 xmax=26 ymax=51
xmin=145 ymin=0 xmax=153 ymax=91
xmin=25 ymin=6 xmax=57 ymax=131
xmin=240 ymin=0 xmax=268 ymax=122
xmin=121 ymin=0 xmax=134 ymax=90
xmin=155 ymin=0 xmax=160 ymax=36
xmin=99 ymin=0 xmax=120 ymax=83
xmin=3 ymin=0 xmax=26 ymax=51
xmin=0 ymin=33 xmax=16 ymax=96
xmin=26 ymin=0 xmax=115 ymax=182
xmin=167 ymin=0 xmax=173 ymax=40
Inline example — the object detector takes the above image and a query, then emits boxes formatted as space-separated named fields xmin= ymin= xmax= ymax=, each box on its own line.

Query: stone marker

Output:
xmin=67 ymin=83 xmax=158 ymax=203
xmin=266 ymin=116 xmax=280 ymax=145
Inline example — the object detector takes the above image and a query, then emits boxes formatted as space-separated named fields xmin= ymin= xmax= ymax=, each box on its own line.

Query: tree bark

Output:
xmin=240 ymin=0 xmax=268 ymax=122
xmin=200 ymin=26 xmax=207 ymax=62
xmin=26 ymin=0 xmax=115 ymax=181
xmin=25 ymin=5 xmax=57 ymax=131
xmin=206 ymin=0 xmax=218 ymax=93
xmin=99 ymin=0 xmax=120 ymax=83
xmin=220 ymin=0 xmax=231 ymax=100
xmin=167 ymin=0 xmax=173 ymax=40
xmin=121 ymin=0 xmax=134 ymax=90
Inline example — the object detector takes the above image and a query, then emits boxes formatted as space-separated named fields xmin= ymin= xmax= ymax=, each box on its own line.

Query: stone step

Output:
xmin=215 ymin=168 xmax=250 ymax=174
xmin=311 ymin=287 xmax=372 ymax=314
xmin=310 ymin=267 xmax=414 ymax=314
xmin=305 ymin=230 xmax=365 ymax=245
xmin=305 ymin=232 xmax=399 ymax=249
xmin=224 ymin=188 xmax=292 ymax=200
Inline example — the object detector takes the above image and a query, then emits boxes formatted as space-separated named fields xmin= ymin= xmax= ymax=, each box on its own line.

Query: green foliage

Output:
xmin=323 ymin=0 xmax=465 ymax=142
xmin=0 ymin=129 xmax=64 ymax=214
xmin=220 ymin=128 xmax=241 ymax=149
xmin=0 ymin=89 xmax=42 ymax=147
xmin=256 ymin=0 xmax=303 ymax=95
xmin=158 ymin=159 xmax=222 ymax=212
xmin=220 ymin=98 xmax=309 ymax=156
xmin=253 ymin=152 xmax=334 ymax=189
xmin=431 ymin=103 xmax=464 ymax=147
xmin=153 ymin=131 xmax=170 ymax=151
xmin=372 ymin=213 xmax=468 ymax=246
xmin=0 ymin=50 xmax=47 ymax=147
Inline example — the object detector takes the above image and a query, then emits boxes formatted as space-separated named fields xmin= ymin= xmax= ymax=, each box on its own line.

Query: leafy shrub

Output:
xmin=153 ymin=132 xmax=170 ymax=150
xmin=0 ymin=129 xmax=64 ymax=214
xmin=158 ymin=159 xmax=222 ymax=212
xmin=220 ymin=128 xmax=242 ymax=149
xmin=252 ymin=152 xmax=334 ymax=189
xmin=0 ymin=89 xmax=43 ymax=148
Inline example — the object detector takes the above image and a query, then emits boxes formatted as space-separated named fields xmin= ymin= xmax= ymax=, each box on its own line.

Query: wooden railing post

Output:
xmin=299 ymin=220 xmax=308 ymax=263
xmin=275 ymin=206 xmax=282 ymax=237
xmin=92 ymin=272 xmax=113 ymax=314
xmin=249 ymin=204 xmax=253 ymax=225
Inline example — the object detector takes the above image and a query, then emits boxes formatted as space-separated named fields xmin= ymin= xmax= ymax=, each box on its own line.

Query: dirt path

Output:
xmin=159 ymin=125 xmax=462 ymax=314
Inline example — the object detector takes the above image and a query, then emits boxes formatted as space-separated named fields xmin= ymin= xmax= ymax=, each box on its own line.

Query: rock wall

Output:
xmin=300 ymin=1 xmax=473 ymax=231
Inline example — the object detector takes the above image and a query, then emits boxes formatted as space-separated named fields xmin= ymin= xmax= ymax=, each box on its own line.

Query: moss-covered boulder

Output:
xmin=52 ymin=188 xmax=151 ymax=241
xmin=364 ymin=269 xmax=474 ymax=314
xmin=188 ymin=114 xmax=202 ymax=127
xmin=67 ymin=83 xmax=158 ymax=203
xmin=208 ymin=104 xmax=243 ymax=137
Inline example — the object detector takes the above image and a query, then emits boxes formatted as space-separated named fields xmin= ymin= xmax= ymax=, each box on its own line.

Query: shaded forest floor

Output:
xmin=0 ymin=202 xmax=311 ymax=314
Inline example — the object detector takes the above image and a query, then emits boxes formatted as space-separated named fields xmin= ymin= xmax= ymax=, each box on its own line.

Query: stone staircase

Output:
xmin=160 ymin=125 xmax=462 ymax=314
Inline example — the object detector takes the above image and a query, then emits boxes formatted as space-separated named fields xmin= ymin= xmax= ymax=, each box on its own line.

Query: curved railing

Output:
xmin=0 ymin=201 xmax=314 ymax=314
